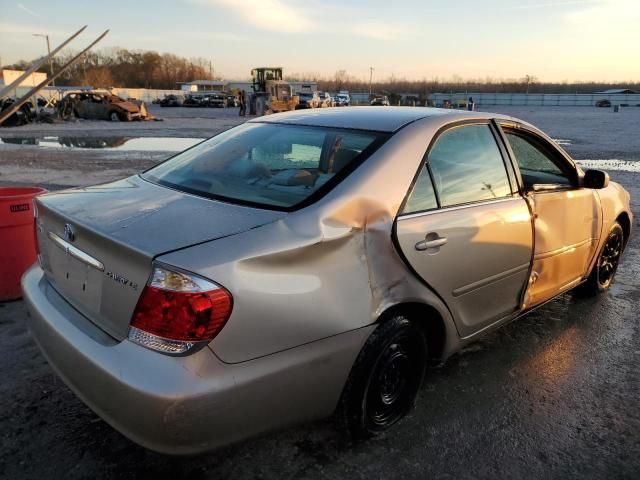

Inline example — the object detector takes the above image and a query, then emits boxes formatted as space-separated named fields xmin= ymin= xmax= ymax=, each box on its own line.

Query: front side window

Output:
xmin=504 ymin=131 xmax=574 ymax=188
xmin=428 ymin=124 xmax=511 ymax=207
xmin=143 ymin=123 xmax=384 ymax=209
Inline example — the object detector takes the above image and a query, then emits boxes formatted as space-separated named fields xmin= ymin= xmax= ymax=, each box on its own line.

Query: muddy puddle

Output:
xmin=0 ymin=136 xmax=203 ymax=152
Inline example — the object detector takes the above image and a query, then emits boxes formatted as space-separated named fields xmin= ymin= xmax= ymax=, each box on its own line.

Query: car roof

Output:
xmin=251 ymin=106 xmax=507 ymax=133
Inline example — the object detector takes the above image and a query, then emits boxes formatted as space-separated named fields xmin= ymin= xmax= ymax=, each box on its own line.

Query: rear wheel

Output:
xmin=575 ymin=222 xmax=624 ymax=296
xmin=338 ymin=316 xmax=427 ymax=439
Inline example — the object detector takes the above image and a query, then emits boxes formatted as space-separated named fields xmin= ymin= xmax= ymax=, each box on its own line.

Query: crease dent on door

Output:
xmin=523 ymin=189 xmax=602 ymax=308
xmin=396 ymin=198 xmax=533 ymax=337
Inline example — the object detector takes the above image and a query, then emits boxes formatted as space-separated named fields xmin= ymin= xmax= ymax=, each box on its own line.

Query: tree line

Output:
xmin=311 ymin=70 xmax=640 ymax=95
xmin=4 ymin=48 xmax=215 ymax=89
xmin=4 ymin=48 xmax=639 ymax=93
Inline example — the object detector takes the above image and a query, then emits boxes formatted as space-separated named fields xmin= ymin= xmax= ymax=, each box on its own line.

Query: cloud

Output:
xmin=0 ymin=21 xmax=66 ymax=36
xmin=542 ymin=0 xmax=640 ymax=79
xmin=351 ymin=22 xmax=407 ymax=41
xmin=191 ymin=0 xmax=412 ymax=40
xmin=17 ymin=2 xmax=42 ymax=18
xmin=562 ymin=0 xmax=639 ymax=41
xmin=195 ymin=0 xmax=312 ymax=33
xmin=509 ymin=0 xmax=602 ymax=9
xmin=183 ymin=31 xmax=253 ymax=43
xmin=565 ymin=0 xmax=639 ymax=22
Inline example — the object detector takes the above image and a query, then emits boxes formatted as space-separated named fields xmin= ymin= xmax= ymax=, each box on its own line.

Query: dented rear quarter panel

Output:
xmin=157 ymin=116 xmax=469 ymax=363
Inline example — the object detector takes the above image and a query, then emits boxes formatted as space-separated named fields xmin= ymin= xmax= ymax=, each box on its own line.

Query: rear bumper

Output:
xmin=22 ymin=265 xmax=372 ymax=454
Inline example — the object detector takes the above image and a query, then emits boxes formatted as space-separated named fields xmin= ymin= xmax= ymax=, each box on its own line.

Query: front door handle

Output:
xmin=415 ymin=234 xmax=448 ymax=251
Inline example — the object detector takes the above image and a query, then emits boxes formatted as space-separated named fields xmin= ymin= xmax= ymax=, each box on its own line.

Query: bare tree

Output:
xmin=334 ymin=70 xmax=347 ymax=91
xmin=83 ymin=66 xmax=114 ymax=88
xmin=522 ymin=74 xmax=538 ymax=94
xmin=4 ymin=51 xmax=640 ymax=94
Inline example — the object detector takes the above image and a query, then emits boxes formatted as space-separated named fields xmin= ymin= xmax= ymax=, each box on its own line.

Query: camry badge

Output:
xmin=63 ymin=223 xmax=75 ymax=242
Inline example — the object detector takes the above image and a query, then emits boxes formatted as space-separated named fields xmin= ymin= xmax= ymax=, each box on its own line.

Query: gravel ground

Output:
xmin=0 ymin=106 xmax=639 ymax=479
xmin=0 ymin=104 xmax=246 ymax=139
xmin=481 ymin=106 xmax=640 ymax=161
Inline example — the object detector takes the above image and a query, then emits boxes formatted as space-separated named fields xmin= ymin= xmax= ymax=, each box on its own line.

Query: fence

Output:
xmin=320 ymin=92 xmax=640 ymax=107
xmin=430 ymin=92 xmax=640 ymax=107
xmin=111 ymin=88 xmax=183 ymax=103
xmin=7 ymin=86 xmax=184 ymax=104
xmin=10 ymin=84 xmax=640 ymax=108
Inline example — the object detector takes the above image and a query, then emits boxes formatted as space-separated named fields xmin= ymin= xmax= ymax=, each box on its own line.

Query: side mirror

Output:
xmin=583 ymin=169 xmax=609 ymax=189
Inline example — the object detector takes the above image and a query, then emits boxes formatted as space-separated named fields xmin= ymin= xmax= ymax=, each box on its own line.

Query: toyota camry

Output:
xmin=23 ymin=107 xmax=632 ymax=454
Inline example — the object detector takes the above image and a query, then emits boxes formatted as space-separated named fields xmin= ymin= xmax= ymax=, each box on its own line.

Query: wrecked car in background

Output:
xmin=182 ymin=93 xmax=229 ymax=108
xmin=159 ymin=94 xmax=184 ymax=107
xmin=370 ymin=95 xmax=390 ymax=106
xmin=317 ymin=91 xmax=334 ymax=108
xmin=22 ymin=107 xmax=631 ymax=454
xmin=0 ymin=97 xmax=36 ymax=127
xmin=57 ymin=90 xmax=153 ymax=121
xmin=296 ymin=91 xmax=320 ymax=109
xmin=202 ymin=92 xmax=227 ymax=108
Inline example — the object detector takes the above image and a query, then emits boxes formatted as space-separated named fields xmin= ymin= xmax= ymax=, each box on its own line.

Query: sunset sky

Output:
xmin=1 ymin=0 xmax=638 ymax=82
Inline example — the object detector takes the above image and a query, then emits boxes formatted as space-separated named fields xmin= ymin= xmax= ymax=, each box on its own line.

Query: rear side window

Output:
xmin=143 ymin=123 xmax=384 ymax=210
xmin=428 ymin=125 xmax=511 ymax=207
xmin=402 ymin=167 xmax=437 ymax=214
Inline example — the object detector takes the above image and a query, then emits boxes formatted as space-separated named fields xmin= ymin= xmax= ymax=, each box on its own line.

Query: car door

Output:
xmin=498 ymin=125 xmax=602 ymax=308
xmin=84 ymin=94 xmax=103 ymax=119
xmin=395 ymin=122 xmax=533 ymax=337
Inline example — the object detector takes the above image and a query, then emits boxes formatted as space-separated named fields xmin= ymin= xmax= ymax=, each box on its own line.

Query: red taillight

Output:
xmin=129 ymin=265 xmax=233 ymax=355
xmin=131 ymin=286 xmax=231 ymax=341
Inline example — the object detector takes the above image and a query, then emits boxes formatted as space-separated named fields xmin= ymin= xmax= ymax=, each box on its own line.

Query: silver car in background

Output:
xmin=23 ymin=107 xmax=632 ymax=454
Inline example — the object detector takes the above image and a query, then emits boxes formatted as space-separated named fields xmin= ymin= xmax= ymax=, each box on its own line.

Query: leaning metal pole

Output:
xmin=0 ymin=29 xmax=109 ymax=126
xmin=0 ymin=25 xmax=87 ymax=99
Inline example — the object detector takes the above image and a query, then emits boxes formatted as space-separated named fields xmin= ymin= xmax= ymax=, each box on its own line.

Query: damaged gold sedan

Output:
xmin=22 ymin=107 xmax=632 ymax=454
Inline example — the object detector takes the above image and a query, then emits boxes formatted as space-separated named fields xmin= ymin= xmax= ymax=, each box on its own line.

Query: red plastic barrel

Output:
xmin=0 ymin=187 xmax=47 ymax=301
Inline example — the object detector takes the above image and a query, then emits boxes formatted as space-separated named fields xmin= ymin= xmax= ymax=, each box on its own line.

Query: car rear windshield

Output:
xmin=143 ymin=122 xmax=386 ymax=210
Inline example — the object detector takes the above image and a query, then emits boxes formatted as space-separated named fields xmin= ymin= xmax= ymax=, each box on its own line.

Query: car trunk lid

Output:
xmin=35 ymin=175 xmax=285 ymax=340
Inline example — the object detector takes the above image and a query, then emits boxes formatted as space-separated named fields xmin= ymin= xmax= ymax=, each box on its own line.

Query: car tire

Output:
xmin=574 ymin=222 xmax=624 ymax=297
xmin=337 ymin=315 xmax=427 ymax=440
xmin=109 ymin=111 xmax=120 ymax=122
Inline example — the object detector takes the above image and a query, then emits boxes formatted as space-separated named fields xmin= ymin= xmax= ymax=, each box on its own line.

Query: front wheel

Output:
xmin=109 ymin=110 xmax=120 ymax=122
xmin=338 ymin=316 xmax=427 ymax=439
xmin=575 ymin=222 xmax=624 ymax=296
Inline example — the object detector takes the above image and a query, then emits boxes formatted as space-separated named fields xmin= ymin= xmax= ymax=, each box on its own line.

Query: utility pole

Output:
xmin=33 ymin=33 xmax=54 ymax=87
xmin=369 ymin=67 xmax=374 ymax=96
xmin=209 ymin=59 xmax=213 ymax=79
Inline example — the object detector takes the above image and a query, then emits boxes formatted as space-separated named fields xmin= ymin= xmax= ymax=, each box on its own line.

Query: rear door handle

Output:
xmin=415 ymin=235 xmax=448 ymax=251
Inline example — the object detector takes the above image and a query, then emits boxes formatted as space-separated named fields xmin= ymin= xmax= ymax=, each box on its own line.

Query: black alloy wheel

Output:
xmin=574 ymin=222 xmax=624 ymax=296
xmin=597 ymin=227 xmax=623 ymax=288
